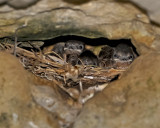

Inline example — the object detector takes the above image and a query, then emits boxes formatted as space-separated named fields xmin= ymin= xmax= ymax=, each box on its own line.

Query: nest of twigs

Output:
xmin=0 ymin=42 xmax=125 ymax=103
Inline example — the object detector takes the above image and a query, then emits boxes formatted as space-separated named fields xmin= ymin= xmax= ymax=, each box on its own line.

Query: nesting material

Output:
xmin=0 ymin=42 xmax=125 ymax=104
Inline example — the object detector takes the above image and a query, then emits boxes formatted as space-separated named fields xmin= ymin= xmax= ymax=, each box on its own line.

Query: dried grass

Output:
xmin=0 ymin=42 xmax=125 ymax=103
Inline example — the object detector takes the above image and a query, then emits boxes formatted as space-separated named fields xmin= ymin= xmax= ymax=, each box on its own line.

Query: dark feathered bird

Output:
xmin=78 ymin=50 xmax=98 ymax=66
xmin=52 ymin=40 xmax=85 ymax=63
xmin=99 ymin=43 xmax=136 ymax=69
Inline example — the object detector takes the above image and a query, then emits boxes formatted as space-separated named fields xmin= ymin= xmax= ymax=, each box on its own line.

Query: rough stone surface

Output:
xmin=1 ymin=0 xmax=160 ymax=128
xmin=73 ymin=51 xmax=160 ymax=128
xmin=31 ymin=84 xmax=82 ymax=127
xmin=0 ymin=0 xmax=39 ymax=8
xmin=8 ymin=0 xmax=39 ymax=9
xmin=0 ymin=0 xmax=159 ymax=51
xmin=0 ymin=0 xmax=156 ymax=47
xmin=0 ymin=52 xmax=59 ymax=128
xmin=129 ymin=0 xmax=160 ymax=25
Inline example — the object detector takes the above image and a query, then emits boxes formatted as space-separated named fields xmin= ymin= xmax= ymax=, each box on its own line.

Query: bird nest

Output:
xmin=0 ymin=42 xmax=125 ymax=103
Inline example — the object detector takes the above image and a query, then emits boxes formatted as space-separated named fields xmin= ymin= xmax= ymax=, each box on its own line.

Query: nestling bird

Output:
xmin=113 ymin=43 xmax=136 ymax=63
xmin=66 ymin=54 xmax=79 ymax=66
xmin=52 ymin=42 xmax=65 ymax=58
xmin=98 ymin=45 xmax=114 ymax=68
xmin=52 ymin=40 xmax=85 ymax=64
xmin=77 ymin=50 xmax=99 ymax=66
xmin=64 ymin=40 xmax=85 ymax=55
xmin=112 ymin=43 xmax=136 ymax=68
xmin=99 ymin=43 xmax=136 ymax=69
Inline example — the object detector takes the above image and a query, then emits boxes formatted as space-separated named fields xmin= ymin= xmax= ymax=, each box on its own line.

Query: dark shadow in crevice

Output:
xmin=150 ymin=20 xmax=160 ymax=27
xmin=110 ymin=75 xmax=119 ymax=82
xmin=62 ymin=0 xmax=91 ymax=5
xmin=0 ymin=35 xmax=139 ymax=56
xmin=42 ymin=35 xmax=139 ymax=56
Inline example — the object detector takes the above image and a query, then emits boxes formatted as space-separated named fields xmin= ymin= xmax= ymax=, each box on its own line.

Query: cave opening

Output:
xmin=0 ymin=35 xmax=139 ymax=90
xmin=41 ymin=35 xmax=139 ymax=68
xmin=42 ymin=35 xmax=136 ymax=47
xmin=41 ymin=35 xmax=138 ymax=55
xmin=0 ymin=35 xmax=139 ymax=69
xmin=0 ymin=35 xmax=140 ymax=127
xmin=0 ymin=35 xmax=139 ymax=89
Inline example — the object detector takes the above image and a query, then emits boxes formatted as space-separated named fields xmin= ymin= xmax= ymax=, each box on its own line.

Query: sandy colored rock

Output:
xmin=1 ymin=0 xmax=160 ymax=127
xmin=0 ymin=0 xmax=155 ymax=46
xmin=0 ymin=52 xmax=59 ymax=128
xmin=73 ymin=51 xmax=160 ymax=128
xmin=31 ymin=84 xmax=82 ymax=128
xmin=0 ymin=0 xmax=160 ymax=51
xmin=129 ymin=0 xmax=160 ymax=25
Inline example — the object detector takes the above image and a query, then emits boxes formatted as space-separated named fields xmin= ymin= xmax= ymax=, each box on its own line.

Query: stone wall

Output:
xmin=1 ymin=1 xmax=160 ymax=128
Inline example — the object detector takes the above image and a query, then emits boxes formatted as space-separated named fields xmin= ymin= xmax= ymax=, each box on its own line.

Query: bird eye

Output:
xmin=128 ymin=55 xmax=133 ymax=59
xmin=64 ymin=43 xmax=68 ymax=47
xmin=113 ymin=54 xmax=118 ymax=58
xmin=79 ymin=45 xmax=83 ymax=49
xmin=77 ymin=60 xmax=81 ymax=65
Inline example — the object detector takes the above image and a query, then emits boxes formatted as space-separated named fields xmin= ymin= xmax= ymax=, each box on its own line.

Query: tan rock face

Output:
xmin=129 ymin=0 xmax=160 ymax=25
xmin=0 ymin=0 xmax=156 ymax=48
xmin=73 ymin=51 xmax=160 ymax=128
xmin=0 ymin=0 xmax=159 ymax=50
xmin=0 ymin=52 xmax=59 ymax=128
xmin=1 ymin=0 xmax=160 ymax=128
